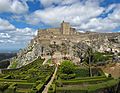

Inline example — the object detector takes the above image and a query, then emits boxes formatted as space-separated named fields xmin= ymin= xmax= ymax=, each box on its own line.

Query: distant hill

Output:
xmin=0 ymin=53 xmax=16 ymax=68
xmin=0 ymin=53 xmax=16 ymax=61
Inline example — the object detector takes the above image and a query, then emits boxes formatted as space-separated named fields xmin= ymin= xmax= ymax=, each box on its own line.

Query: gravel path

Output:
xmin=42 ymin=66 xmax=58 ymax=93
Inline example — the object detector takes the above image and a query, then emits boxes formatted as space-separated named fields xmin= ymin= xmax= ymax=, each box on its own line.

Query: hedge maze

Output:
xmin=0 ymin=57 xmax=55 ymax=93
xmin=0 ymin=58 xmax=119 ymax=93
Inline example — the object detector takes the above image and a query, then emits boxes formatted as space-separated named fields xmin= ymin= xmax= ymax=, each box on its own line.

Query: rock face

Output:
xmin=8 ymin=21 xmax=120 ymax=68
xmin=8 ymin=41 xmax=42 ymax=68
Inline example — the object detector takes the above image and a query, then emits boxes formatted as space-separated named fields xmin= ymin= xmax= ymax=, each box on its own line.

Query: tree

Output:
xmin=73 ymin=42 xmax=88 ymax=63
xmin=60 ymin=42 xmax=68 ymax=58
xmin=60 ymin=60 xmax=75 ymax=74
xmin=85 ymin=47 xmax=94 ymax=77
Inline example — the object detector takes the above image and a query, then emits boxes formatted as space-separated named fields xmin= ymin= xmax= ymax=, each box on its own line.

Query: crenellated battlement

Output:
xmin=38 ymin=21 xmax=77 ymax=36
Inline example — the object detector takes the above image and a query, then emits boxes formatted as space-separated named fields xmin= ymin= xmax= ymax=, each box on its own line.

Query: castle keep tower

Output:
xmin=61 ymin=21 xmax=70 ymax=35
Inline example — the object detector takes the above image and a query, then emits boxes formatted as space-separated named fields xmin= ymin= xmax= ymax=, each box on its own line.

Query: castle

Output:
xmin=36 ymin=21 xmax=90 ymax=46
xmin=36 ymin=21 xmax=120 ymax=53
xmin=38 ymin=21 xmax=76 ymax=35
xmin=9 ymin=21 xmax=120 ymax=68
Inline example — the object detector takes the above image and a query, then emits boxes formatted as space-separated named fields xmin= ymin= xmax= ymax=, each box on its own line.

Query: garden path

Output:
xmin=42 ymin=66 xmax=58 ymax=93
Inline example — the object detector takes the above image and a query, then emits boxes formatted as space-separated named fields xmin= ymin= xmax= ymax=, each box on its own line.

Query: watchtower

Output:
xmin=61 ymin=21 xmax=70 ymax=35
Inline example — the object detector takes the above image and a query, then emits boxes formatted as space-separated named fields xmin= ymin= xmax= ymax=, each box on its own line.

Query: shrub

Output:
xmin=49 ymin=85 xmax=53 ymax=90
xmin=5 ymin=83 xmax=16 ymax=93
xmin=74 ymin=68 xmax=89 ymax=77
xmin=16 ymin=82 xmax=34 ymax=89
xmin=35 ymin=80 xmax=41 ymax=86
xmin=48 ymin=84 xmax=56 ymax=93
xmin=59 ymin=74 xmax=76 ymax=80
xmin=0 ymin=83 xmax=9 ymax=92
xmin=36 ymin=83 xmax=44 ymax=92
xmin=32 ymin=84 xmax=37 ymax=90
xmin=55 ymin=80 xmax=63 ymax=87
xmin=3 ymin=75 xmax=12 ymax=79
xmin=93 ymin=52 xmax=111 ymax=63
xmin=60 ymin=60 xmax=75 ymax=74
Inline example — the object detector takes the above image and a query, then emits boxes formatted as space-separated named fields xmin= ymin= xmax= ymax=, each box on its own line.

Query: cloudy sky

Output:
xmin=0 ymin=0 xmax=120 ymax=52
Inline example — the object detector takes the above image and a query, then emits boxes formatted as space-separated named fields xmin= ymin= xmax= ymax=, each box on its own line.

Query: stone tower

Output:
xmin=61 ymin=21 xmax=70 ymax=35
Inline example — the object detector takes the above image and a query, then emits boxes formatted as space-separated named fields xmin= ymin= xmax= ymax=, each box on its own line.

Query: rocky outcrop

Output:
xmin=8 ymin=39 xmax=42 ymax=68
xmin=9 ymin=32 xmax=120 ymax=68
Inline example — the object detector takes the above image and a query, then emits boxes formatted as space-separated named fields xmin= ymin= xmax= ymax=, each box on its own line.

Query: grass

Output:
xmin=9 ymin=61 xmax=18 ymax=69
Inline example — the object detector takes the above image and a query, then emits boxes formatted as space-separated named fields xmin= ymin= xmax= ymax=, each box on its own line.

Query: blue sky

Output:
xmin=0 ymin=0 xmax=120 ymax=52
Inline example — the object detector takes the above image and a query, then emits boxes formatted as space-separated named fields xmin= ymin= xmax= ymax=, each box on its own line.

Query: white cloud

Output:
xmin=40 ymin=0 xmax=80 ymax=7
xmin=26 ymin=0 xmax=104 ymax=27
xmin=25 ymin=0 xmax=120 ymax=32
xmin=7 ymin=27 xmax=36 ymax=44
xmin=0 ymin=0 xmax=28 ymax=14
xmin=0 ymin=33 xmax=11 ymax=38
xmin=108 ymin=4 xmax=120 ymax=23
xmin=0 ymin=18 xmax=15 ymax=31
xmin=0 ymin=18 xmax=36 ymax=45
xmin=40 ymin=0 xmax=61 ymax=7
xmin=80 ymin=4 xmax=120 ymax=32
xmin=0 ymin=40 xmax=4 ymax=43
xmin=80 ymin=18 xmax=119 ymax=32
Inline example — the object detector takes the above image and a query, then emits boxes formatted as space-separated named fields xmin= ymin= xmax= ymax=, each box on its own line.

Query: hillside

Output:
xmin=102 ymin=63 xmax=120 ymax=79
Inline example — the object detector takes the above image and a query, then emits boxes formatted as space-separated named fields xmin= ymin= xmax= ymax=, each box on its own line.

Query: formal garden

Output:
xmin=0 ymin=57 xmax=55 ymax=93
xmin=0 ymin=51 xmax=119 ymax=93
xmin=48 ymin=60 xmax=120 ymax=93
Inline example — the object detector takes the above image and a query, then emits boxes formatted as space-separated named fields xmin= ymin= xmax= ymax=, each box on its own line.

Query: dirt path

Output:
xmin=101 ymin=63 xmax=120 ymax=79
xmin=42 ymin=66 xmax=58 ymax=93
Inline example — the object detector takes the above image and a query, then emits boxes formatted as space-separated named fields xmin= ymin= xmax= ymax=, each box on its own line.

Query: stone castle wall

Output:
xmin=37 ymin=21 xmax=120 ymax=53
xmin=38 ymin=21 xmax=77 ymax=36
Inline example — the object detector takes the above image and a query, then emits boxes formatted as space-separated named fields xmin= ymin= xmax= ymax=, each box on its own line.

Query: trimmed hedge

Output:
xmin=0 ymin=57 xmax=55 ymax=93
xmin=3 ymin=75 xmax=12 ymax=79
xmin=57 ymin=76 xmax=110 ymax=85
xmin=36 ymin=75 xmax=52 ymax=92
xmin=56 ymin=79 xmax=119 ymax=93
xmin=56 ymin=87 xmax=87 ymax=93
xmin=16 ymin=82 xmax=34 ymax=89
xmin=5 ymin=83 xmax=16 ymax=93
xmin=48 ymin=84 xmax=56 ymax=93
xmin=36 ymin=83 xmax=45 ymax=92
xmin=69 ymin=75 xmax=107 ymax=81
xmin=0 ymin=82 xmax=9 ymax=92
xmin=87 ymin=79 xmax=119 ymax=93
xmin=60 ymin=78 xmax=109 ymax=85
xmin=0 ymin=78 xmax=27 ymax=83
xmin=59 ymin=74 xmax=76 ymax=80
xmin=74 ymin=68 xmax=89 ymax=77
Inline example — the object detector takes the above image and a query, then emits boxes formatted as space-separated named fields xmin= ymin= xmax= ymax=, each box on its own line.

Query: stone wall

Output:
xmin=47 ymin=28 xmax=61 ymax=35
